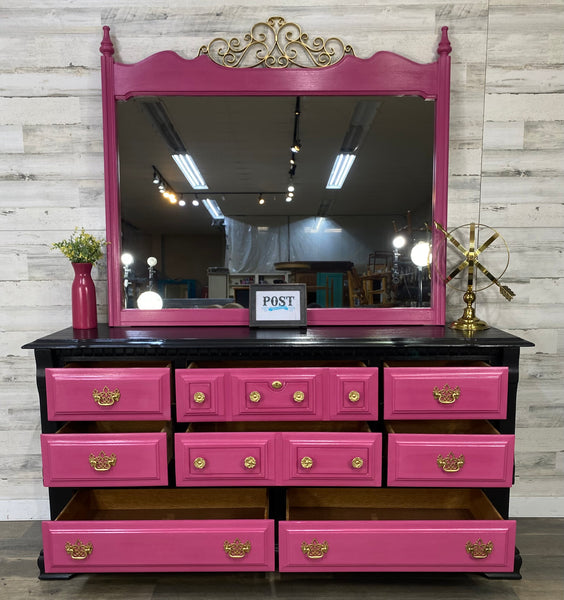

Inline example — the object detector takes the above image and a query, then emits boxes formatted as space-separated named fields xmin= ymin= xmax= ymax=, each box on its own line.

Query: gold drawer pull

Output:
xmin=302 ymin=539 xmax=328 ymax=559
xmin=89 ymin=450 xmax=117 ymax=472
xmin=193 ymin=457 xmax=206 ymax=469
xmin=92 ymin=386 xmax=120 ymax=406
xmin=293 ymin=390 xmax=305 ymax=403
xmin=65 ymin=540 xmax=93 ymax=560
xmin=244 ymin=456 xmax=257 ymax=469
xmin=351 ymin=456 xmax=364 ymax=469
xmin=466 ymin=538 xmax=493 ymax=559
xmin=224 ymin=538 xmax=251 ymax=559
xmin=249 ymin=390 xmax=261 ymax=403
xmin=193 ymin=391 xmax=206 ymax=404
xmin=271 ymin=380 xmax=283 ymax=389
xmin=300 ymin=456 xmax=313 ymax=469
xmin=433 ymin=384 xmax=460 ymax=404
xmin=437 ymin=452 xmax=465 ymax=472
xmin=348 ymin=390 xmax=360 ymax=403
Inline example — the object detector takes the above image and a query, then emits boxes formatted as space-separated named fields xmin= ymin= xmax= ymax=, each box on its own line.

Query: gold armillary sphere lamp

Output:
xmin=434 ymin=222 xmax=515 ymax=331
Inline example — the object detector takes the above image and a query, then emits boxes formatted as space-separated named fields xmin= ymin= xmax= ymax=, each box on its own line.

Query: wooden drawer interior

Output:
xmin=57 ymin=421 xmax=170 ymax=435
xmin=187 ymin=360 xmax=366 ymax=369
xmin=286 ymin=488 xmax=504 ymax=521
xmin=57 ymin=488 xmax=269 ymax=521
xmin=384 ymin=360 xmax=490 ymax=368
xmin=187 ymin=421 xmax=372 ymax=433
xmin=385 ymin=420 xmax=500 ymax=435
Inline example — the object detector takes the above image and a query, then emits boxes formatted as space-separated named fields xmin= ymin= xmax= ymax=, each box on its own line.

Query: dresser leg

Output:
xmin=483 ymin=546 xmax=523 ymax=580
xmin=37 ymin=550 xmax=73 ymax=580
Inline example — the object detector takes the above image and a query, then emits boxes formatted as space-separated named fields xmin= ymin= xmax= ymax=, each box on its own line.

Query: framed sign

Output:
xmin=249 ymin=284 xmax=307 ymax=328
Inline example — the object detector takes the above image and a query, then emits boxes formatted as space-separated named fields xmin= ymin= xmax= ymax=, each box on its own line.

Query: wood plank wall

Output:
xmin=0 ymin=1 xmax=562 ymax=519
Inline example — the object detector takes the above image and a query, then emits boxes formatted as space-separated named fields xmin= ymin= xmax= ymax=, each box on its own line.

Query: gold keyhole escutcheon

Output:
xmin=244 ymin=456 xmax=257 ymax=469
xmin=271 ymin=380 xmax=283 ymax=389
xmin=293 ymin=390 xmax=305 ymax=403
xmin=249 ymin=390 xmax=261 ymax=403
xmin=301 ymin=456 xmax=313 ymax=469
xmin=351 ymin=457 xmax=364 ymax=469
xmin=348 ymin=390 xmax=360 ymax=403
xmin=193 ymin=391 xmax=206 ymax=404
xmin=193 ymin=457 xmax=206 ymax=469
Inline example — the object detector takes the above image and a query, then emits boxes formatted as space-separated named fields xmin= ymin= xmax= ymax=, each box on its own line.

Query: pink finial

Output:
xmin=437 ymin=26 xmax=452 ymax=55
xmin=100 ymin=25 xmax=115 ymax=57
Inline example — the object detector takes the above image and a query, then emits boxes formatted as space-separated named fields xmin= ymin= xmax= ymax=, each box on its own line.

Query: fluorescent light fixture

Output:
xmin=172 ymin=154 xmax=208 ymax=190
xmin=202 ymin=198 xmax=224 ymax=220
xmin=326 ymin=153 xmax=356 ymax=189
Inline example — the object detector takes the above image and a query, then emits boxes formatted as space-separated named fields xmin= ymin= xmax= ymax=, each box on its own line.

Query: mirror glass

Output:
xmin=117 ymin=94 xmax=434 ymax=310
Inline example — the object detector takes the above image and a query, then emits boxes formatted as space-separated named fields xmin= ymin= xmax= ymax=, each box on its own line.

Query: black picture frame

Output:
xmin=249 ymin=284 xmax=307 ymax=328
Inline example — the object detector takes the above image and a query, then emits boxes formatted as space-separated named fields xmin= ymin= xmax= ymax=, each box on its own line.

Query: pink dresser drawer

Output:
xmin=42 ymin=488 xmax=274 ymax=573
xmin=279 ymin=488 xmax=516 ymax=572
xmin=46 ymin=366 xmax=171 ymax=421
xmin=175 ymin=431 xmax=276 ymax=486
xmin=327 ymin=367 xmax=378 ymax=420
xmin=176 ymin=368 xmax=227 ymax=422
xmin=40 ymin=423 xmax=169 ymax=487
xmin=230 ymin=368 xmax=324 ymax=420
xmin=280 ymin=431 xmax=382 ymax=486
xmin=383 ymin=363 xmax=508 ymax=419
xmin=387 ymin=421 xmax=514 ymax=487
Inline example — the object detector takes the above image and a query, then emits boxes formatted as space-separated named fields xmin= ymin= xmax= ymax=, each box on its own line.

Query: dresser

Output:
xmin=24 ymin=325 xmax=532 ymax=578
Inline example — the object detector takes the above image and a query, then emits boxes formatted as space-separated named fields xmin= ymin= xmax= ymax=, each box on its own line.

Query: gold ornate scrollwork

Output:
xmin=249 ymin=390 xmax=262 ymax=403
xmin=65 ymin=539 xmax=93 ymax=560
xmin=224 ymin=538 xmax=251 ymax=559
xmin=293 ymin=390 xmax=305 ymax=403
xmin=199 ymin=16 xmax=355 ymax=69
xmin=193 ymin=457 xmax=206 ymax=469
xmin=92 ymin=386 xmax=120 ymax=406
xmin=432 ymin=384 xmax=461 ymax=405
xmin=351 ymin=457 xmax=364 ymax=469
xmin=302 ymin=539 xmax=329 ymax=559
xmin=466 ymin=538 xmax=493 ymax=559
xmin=244 ymin=456 xmax=257 ymax=469
xmin=348 ymin=390 xmax=360 ymax=403
xmin=300 ymin=456 xmax=313 ymax=469
xmin=89 ymin=450 xmax=117 ymax=472
xmin=437 ymin=452 xmax=465 ymax=473
xmin=193 ymin=391 xmax=206 ymax=404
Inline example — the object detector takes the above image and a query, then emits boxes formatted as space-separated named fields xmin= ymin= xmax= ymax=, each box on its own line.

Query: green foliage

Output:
xmin=52 ymin=228 xmax=108 ymax=264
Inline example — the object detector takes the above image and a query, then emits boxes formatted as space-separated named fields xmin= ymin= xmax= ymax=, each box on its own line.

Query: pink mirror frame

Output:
xmin=100 ymin=25 xmax=451 ymax=327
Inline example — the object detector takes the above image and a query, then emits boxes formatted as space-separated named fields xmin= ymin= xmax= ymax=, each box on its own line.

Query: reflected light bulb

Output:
xmin=137 ymin=291 xmax=163 ymax=310
xmin=121 ymin=252 xmax=134 ymax=266
xmin=147 ymin=256 xmax=157 ymax=267
xmin=410 ymin=241 xmax=431 ymax=267
xmin=392 ymin=235 xmax=407 ymax=249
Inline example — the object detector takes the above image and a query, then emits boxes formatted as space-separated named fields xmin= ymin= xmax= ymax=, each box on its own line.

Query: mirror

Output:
xmin=101 ymin=19 xmax=452 ymax=327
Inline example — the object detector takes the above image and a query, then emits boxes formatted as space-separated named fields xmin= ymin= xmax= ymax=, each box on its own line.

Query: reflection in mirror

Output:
xmin=117 ymin=95 xmax=434 ymax=310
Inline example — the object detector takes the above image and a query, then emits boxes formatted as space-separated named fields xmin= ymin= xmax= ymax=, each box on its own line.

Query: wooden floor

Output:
xmin=1 ymin=519 xmax=562 ymax=599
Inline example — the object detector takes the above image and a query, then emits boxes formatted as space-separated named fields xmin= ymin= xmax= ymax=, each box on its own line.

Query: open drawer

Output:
xmin=279 ymin=488 xmax=516 ymax=572
xmin=41 ymin=421 xmax=171 ymax=487
xmin=42 ymin=488 xmax=274 ymax=573
xmin=176 ymin=360 xmax=378 ymax=422
xmin=46 ymin=362 xmax=171 ymax=421
xmin=383 ymin=361 xmax=508 ymax=420
xmin=175 ymin=421 xmax=381 ymax=487
xmin=386 ymin=421 xmax=514 ymax=487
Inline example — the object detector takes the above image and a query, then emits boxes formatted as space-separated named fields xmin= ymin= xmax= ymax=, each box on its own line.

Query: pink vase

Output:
xmin=71 ymin=263 xmax=97 ymax=329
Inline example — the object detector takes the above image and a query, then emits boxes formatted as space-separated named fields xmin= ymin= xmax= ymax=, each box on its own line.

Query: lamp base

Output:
xmin=448 ymin=290 xmax=489 ymax=332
